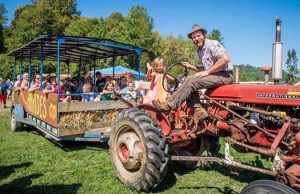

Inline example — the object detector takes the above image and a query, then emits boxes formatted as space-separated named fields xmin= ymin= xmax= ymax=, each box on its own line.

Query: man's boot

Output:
xmin=152 ymin=100 xmax=171 ymax=113
xmin=193 ymin=107 xmax=209 ymax=123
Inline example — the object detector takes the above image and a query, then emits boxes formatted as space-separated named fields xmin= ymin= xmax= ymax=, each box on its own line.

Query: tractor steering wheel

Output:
xmin=162 ymin=63 xmax=188 ymax=93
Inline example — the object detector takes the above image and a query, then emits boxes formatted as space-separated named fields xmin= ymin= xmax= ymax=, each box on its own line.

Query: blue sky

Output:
xmin=2 ymin=0 xmax=300 ymax=68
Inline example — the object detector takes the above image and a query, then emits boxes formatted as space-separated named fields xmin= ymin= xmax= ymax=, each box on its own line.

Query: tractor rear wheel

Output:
xmin=109 ymin=109 xmax=169 ymax=192
xmin=241 ymin=180 xmax=298 ymax=194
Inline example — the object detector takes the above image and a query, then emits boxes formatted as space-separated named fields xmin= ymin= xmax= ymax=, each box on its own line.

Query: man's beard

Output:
xmin=196 ymin=39 xmax=205 ymax=49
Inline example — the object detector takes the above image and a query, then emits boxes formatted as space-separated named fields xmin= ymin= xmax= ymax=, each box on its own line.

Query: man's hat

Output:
xmin=187 ymin=24 xmax=207 ymax=39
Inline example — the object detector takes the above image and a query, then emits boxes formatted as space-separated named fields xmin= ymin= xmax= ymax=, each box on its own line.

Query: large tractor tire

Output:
xmin=11 ymin=110 xmax=24 ymax=132
xmin=241 ymin=180 xmax=298 ymax=194
xmin=109 ymin=109 xmax=169 ymax=192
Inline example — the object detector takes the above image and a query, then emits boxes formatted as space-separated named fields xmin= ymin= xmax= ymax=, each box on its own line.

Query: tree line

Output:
xmin=0 ymin=0 xmax=298 ymax=84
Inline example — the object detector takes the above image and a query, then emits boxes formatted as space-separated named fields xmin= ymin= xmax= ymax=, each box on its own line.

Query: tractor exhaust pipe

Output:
xmin=272 ymin=17 xmax=283 ymax=85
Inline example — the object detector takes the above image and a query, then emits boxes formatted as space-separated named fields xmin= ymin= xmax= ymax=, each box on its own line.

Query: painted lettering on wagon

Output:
xmin=26 ymin=93 xmax=47 ymax=119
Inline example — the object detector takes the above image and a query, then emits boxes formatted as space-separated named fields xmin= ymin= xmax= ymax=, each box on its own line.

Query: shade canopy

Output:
xmin=95 ymin=66 xmax=146 ymax=79
xmin=7 ymin=35 xmax=146 ymax=64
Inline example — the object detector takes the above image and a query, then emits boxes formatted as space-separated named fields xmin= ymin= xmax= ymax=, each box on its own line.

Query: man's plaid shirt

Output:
xmin=196 ymin=39 xmax=233 ymax=72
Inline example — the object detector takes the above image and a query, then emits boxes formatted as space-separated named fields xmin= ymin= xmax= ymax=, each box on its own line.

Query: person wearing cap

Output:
xmin=153 ymin=24 xmax=233 ymax=118
xmin=153 ymin=24 xmax=234 ymax=158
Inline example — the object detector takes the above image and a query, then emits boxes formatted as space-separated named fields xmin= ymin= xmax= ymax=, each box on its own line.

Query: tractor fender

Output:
xmin=135 ymin=104 xmax=171 ymax=136
xmin=11 ymin=104 xmax=25 ymax=122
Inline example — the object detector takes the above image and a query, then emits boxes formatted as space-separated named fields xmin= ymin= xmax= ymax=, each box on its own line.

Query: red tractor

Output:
xmin=109 ymin=63 xmax=300 ymax=193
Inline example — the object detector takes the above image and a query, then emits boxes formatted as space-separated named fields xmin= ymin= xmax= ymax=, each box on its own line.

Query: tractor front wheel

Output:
xmin=109 ymin=109 xmax=169 ymax=192
xmin=241 ymin=180 xmax=298 ymax=194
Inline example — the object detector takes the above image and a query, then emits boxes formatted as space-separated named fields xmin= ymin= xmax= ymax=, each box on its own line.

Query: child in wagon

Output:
xmin=81 ymin=83 xmax=95 ymax=101
xmin=95 ymin=81 xmax=116 ymax=101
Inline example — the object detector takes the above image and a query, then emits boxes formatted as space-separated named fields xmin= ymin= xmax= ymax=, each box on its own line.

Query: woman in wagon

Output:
xmin=54 ymin=76 xmax=67 ymax=101
xmin=104 ymin=76 xmax=113 ymax=84
xmin=28 ymin=73 xmax=41 ymax=93
xmin=43 ymin=73 xmax=57 ymax=94
xmin=85 ymin=75 xmax=98 ymax=93
xmin=20 ymin=72 xmax=29 ymax=90
xmin=12 ymin=75 xmax=21 ymax=92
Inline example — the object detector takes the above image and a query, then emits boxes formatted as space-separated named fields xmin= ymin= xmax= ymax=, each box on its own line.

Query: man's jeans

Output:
xmin=168 ymin=71 xmax=234 ymax=109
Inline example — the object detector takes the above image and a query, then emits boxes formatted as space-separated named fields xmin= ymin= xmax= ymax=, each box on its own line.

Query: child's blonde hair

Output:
xmin=152 ymin=57 xmax=166 ymax=73
xmin=103 ymin=81 xmax=115 ymax=90
xmin=82 ymin=83 xmax=92 ymax=93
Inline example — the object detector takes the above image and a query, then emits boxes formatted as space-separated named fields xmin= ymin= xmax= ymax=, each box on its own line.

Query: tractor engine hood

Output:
xmin=205 ymin=84 xmax=300 ymax=106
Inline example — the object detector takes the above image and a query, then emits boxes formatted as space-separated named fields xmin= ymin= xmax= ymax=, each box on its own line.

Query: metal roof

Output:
xmin=7 ymin=35 xmax=145 ymax=63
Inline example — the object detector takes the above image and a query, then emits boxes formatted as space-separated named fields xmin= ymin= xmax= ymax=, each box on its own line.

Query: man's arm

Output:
xmin=207 ymin=52 xmax=231 ymax=74
xmin=181 ymin=62 xmax=204 ymax=72
xmin=195 ymin=53 xmax=231 ymax=78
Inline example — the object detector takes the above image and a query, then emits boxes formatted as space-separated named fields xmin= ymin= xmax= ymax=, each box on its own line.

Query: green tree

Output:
xmin=6 ymin=0 xmax=80 ymax=51
xmin=0 ymin=3 xmax=6 ymax=53
xmin=234 ymin=64 xmax=264 ymax=81
xmin=123 ymin=6 xmax=155 ymax=70
xmin=64 ymin=17 xmax=100 ymax=37
xmin=207 ymin=29 xmax=224 ymax=46
xmin=286 ymin=49 xmax=299 ymax=84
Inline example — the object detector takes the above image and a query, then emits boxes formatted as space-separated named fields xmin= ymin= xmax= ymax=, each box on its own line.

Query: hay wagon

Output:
xmin=8 ymin=35 xmax=145 ymax=142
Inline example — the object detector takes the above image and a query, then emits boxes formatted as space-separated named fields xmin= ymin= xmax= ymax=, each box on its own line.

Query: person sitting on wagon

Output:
xmin=54 ymin=76 xmax=67 ymax=100
xmin=81 ymin=82 xmax=96 ymax=101
xmin=21 ymin=73 xmax=29 ymax=90
xmin=13 ymin=75 xmax=21 ymax=92
xmin=28 ymin=73 xmax=41 ymax=93
xmin=121 ymin=81 xmax=137 ymax=101
xmin=99 ymin=81 xmax=116 ymax=101
xmin=43 ymin=73 xmax=57 ymax=94
xmin=119 ymin=76 xmax=128 ymax=90
xmin=95 ymin=71 xmax=105 ymax=92
xmin=86 ymin=75 xmax=98 ymax=93
xmin=71 ymin=77 xmax=79 ymax=93
xmin=104 ymin=76 xmax=113 ymax=84
xmin=14 ymin=75 xmax=21 ymax=88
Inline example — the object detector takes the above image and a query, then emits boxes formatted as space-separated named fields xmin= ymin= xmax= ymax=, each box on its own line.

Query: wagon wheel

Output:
xmin=241 ymin=180 xmax=298 ymax=194
xmin=162 ymin=63 xmax=188 ymax=93
xmin=11 ymin=109 xmax=24 ymax=132
xmin=109 ymin=109 xmax=169 ymax=192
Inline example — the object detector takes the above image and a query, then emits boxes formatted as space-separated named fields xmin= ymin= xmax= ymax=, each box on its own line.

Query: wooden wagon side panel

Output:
xmin=12 ymin=90 xmax=58 ymax=127
xmin=57 ymin=100 xmax=131 ymax=137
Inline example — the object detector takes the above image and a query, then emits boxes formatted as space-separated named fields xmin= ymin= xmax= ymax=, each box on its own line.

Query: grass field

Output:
xmin=0 ymin=104 xmax=274 ymax=194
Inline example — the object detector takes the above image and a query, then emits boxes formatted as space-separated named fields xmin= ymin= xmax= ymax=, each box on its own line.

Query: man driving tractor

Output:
xmin=153 ymin=24 xmax=234 ymax=122
xmin=153 ymin=24 xmax=234 ymax=156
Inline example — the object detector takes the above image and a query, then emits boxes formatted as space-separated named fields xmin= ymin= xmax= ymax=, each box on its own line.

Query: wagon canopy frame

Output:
xmin=8 ymin=35 xmax=146 ymax=64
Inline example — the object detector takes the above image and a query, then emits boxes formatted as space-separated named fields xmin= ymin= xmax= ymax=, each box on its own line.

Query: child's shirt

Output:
xmin=143 ymin=73 xmax=168 ymax=104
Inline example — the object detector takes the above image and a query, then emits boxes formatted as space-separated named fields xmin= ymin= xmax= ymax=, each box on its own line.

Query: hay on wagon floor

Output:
xmin=58 ymin=110 xmax=120 ymax=133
